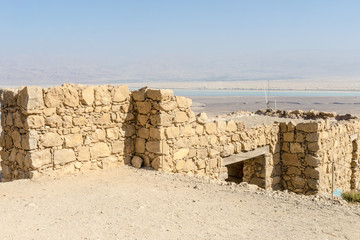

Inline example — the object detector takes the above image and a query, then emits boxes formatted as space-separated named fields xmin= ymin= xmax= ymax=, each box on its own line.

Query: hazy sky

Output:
xmin=1 ymin=0 xmax=360 ymax=84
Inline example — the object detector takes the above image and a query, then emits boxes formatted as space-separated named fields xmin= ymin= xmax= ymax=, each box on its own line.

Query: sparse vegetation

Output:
xmin=342 ymin=191 xmax=360 ymax=203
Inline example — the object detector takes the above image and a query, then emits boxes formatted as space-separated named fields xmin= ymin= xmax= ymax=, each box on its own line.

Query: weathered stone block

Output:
xmin=81 ymin=86 xmax=95 ymax=106
xmin=150 ymin=113 xmax=173 ymax=126
xmin=166 ymin=127 xmax=180 ymax=139
xmin=221 ymin=144 xmax=235 ymax=157
xmin=64 ymin=134 xmax=83 ymax=148
xmin=94 ymin=113 xmax=111 ymax=125
xmin=132 ymin=87 xmax=147 ymax=101
xmin=54 ymin=149 xmax=76 ymax=165
xmin=282 ymin=153 xmax=301 ymax=166
xmin=63 ymin=85 xmax=80 ymax=107
xmin=308 ymin=142 xmax=320 ymax=152
xmin=283 ymin=132 xmax=295 ymax=142
xmin=305 ymin=154 xmax=321 ymax=167
xmin=94 ymin=86 xmax=111 ymax=105
xmin=112 ymin=141 xmax=125 ymax=154
xmin=22 ymin=130 xmax=39 ymax=150
xmin=149 ymin=127 xmax=164 ymax=140
xmin=293 ymin=176 xmax=305 ymax=188
xmin=296 ymin=122 xmax=319 ymax=132
xmin=137 ymin=114 xmax=149 ymax=125
xmin=135 ymin=138 xmax=146 ymax=153
xmin=113 ymin=85 xmax=129 ymax=102
xmin=304 ymin=167 xmax=319 ymax=179
xmin=176 ymin=96 xmax=192 ymax=108
xmin=226 ymin=120 xmax=237 ymax=132
xmin=73 ymin=116 xmax=88 ymax=126
xmin=183 ymin=125 xmax=195 ymax=137
xmin=147 ymin=89 xmax=173 ymax=101
xmin=158 ymin=101 xmax=177 ymax=111
xmin=306 ymin=133 xmax=319 ymax=142
xmin=146 ymin=140 xmax=169 ymax=154
xmin=25 ymin=149 xmax=52 ymax=169
xmin=205 ymin=122 xmax=217 ymax=134
xmin=174 ymin=111 xmax=189 ymax=123
xmin=78 ymin=146 xmax=90 ymax=161
xmin=91 ymin=142 xmax=111 ymax=158
xmin=137 ymin=128 xmax=150 ymax=139
xmin=18 ymin=86 xmax=44 ymax=110
xmin=25 ymin=115 xmax=45 ymax=129
xmin=195 ymin=125 xmax=204 ymax=135
xmin=106 ymin=127 xmax=120 ymax=140
xmin=174 ymin=148 xmax=189 ymax=160
xmin=136 ymin=102 xmax=152 ymax=114
xmin=290 ymin=143 xmax=303 ymax=153
xmin=131 ymin=156 xmax=143 ymax=168
xmin=41 ymin=132 xmax=63 ymax=147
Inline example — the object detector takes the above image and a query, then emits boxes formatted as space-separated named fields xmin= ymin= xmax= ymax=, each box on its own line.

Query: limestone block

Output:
xmin=157 ymin=101 xmax=176 ymax=112
xmin=287 ymin=166 xmax=301 ymax=175
xmin=125 ymin=113 xmax=135 ymax=121
xmin=11 ymin=131 xmax=22 ymax=149
xmin=136 ymin=102 xmax=152 ymax=114
xmin=25 ymin=149 xmax=52 ymax=169
xmin=62 ymin=116 xmax=73 ymax=128
xmin=121 ymin=125 xmax=136 ymax=137
xmin=124 ymin=138 xmax=134 ymax=154
xmin=146 ymin=89 xmax=173 ymax=101
xmin=4 ymin=135 xmax=13 ymax=149
xmin=106 ymin=127 xmax=120 ymax=139
xmin=295 ymin=133 xmax=304 ymax=142
xmin=304 ymin=167 xmax=320 ymax=179
xmin=166 ymin=127 xmax=180 ymax=139
xmin=176 ymin=96 xmax=192 ymax=108
xmin=305 ymin=155 xmax=321 ymax=167
xmin=197 ymin=148 xmax=208 ymax=158
xmin=64 ymin=134 xmax=83 ymax=148
xmin=94 ymin=113 xmax=111 ymax=125
xmin=235 ymin=121 xmax=245 ymax=131
xmin=290 ymin=143 xmax=303 ymax=153
xmin=174 ymin=148 xmax=189 ymax=160
xmin=150 ymin=113 xmax=173 ymax=126
xmin=112 ymin=141 xmax=125 ymax=154
xmin=2 ymin=89 xmax=18 ymax=106
xmin=209 ymin=149 xmax=220 ymax=158
xmin=25 ymin=115 xmax=45 ymax=129
xmin=189 ymin=136 xmax=200 ymax=145
xmin=282 ymin=153 xmax=301 ymax=166
xmin=44 ymin=87 xmax=63 ymax=108
xmin=137 ymin=114 xmax=149 ymax=126
xmin=195 ymin=125 xmax=204 ymax=135
xmin=113 ymin=85 xmax=129 ymax=102
xmin=293 ymin=176 xmax=306 ymax=188
xmin=283 ymin=132 xmax=295 ymax=142
xmin=307 ymin=179 xmax=319 ymax=189
xmin=151 ymin=156 xmax=161 ymax=170
xmin=54 ymin=149 xmax=76 ymax=165
xmin=91 ymin=142 xmax=111 ymax=158
xmin=18 ymin=86 xmax=44 ymax=110
xmin=5 ymin=113 xmax=13 ymax=126
xmin=216 ymin=121 xmax=226 ymax=133
xmin=135 ymin=138 xmax=146 ymax=153
xmin=196 ymin=113 xmax=208 ymax=124
xmin=175 ymin=160 xmax=185 ymax=171
xmin=146 ymin=140 xmax=169 ymax=154
xmin=175 ymin=138 xmax=189 ymax=148
xmin=132 ymin=87 xmax=147 ymax=101
xmin=183 ymin=125 xmax=195 ymax=137
xmin=93 ymin=129 xmax=106 ymax=142
xmin=306 ymin=133 xmax=319 ymax=142
xmin=41 ymin=132 xmax=63 ymax=147
xmin=296 ymin=122 xmax=319 ymax=132
xmin=13 ymin=112 xmax=24 ymax=128
xmin=73 ymin=116 xmax=88 ymax=126
xmin=131 ymin=156 xmax=143 ymax=168
xmin=226 ymin=120 xmax=237 ymax=132
xmin=137 ymin=128 xmax=150 ymax=139
xmin=46 ymin=115 xmax=62 ymax=128
xmin=205 ymin=122 xmax=217 ymax=134
xmin=183 ymin=160 xmax=196 ymax=172
xmin=308 ymin=142 xmax=320 ymax=152
xmin=78 ymin=146 xmax=90 ymax=161
xmin=174 ymin=111 xmax=189 ymax=123
xmin=149 ymin=127 xmax=164 ymax=140
xmin=221 ymin=144 xmax=235 ymax=157
xmin=63 ymin=85 xmax=80 ymax=107
xmin=81 ymin=86 xmax=95 ymax=106
xmin=94 ymin=86 xmax=111 ymax=105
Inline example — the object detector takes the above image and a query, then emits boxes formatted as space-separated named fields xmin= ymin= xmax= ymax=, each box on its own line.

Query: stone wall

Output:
xmin=1 ymin=84 xmax=359 ymax=195
xmin=0 ymin=84 xmax=134 ymax=180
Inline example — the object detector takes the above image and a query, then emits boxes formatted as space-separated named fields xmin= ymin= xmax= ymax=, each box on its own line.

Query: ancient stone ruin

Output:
xmin=0 ymin=84 xmax=359 ymax=195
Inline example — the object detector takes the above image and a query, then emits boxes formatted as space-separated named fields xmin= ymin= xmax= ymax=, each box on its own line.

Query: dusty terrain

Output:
xmin=0 ymin=166 xmax=359 ymax=240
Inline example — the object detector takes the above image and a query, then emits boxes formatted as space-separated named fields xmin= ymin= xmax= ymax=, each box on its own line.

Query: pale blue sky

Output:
xmin=1 ymin=0 xmax=360 ymax=84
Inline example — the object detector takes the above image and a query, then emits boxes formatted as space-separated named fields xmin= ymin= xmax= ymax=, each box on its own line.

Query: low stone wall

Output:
xmin=1 ymin=84 xmax=359 ymax=195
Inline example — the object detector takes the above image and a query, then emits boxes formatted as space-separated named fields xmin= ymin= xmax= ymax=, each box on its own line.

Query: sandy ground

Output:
xmin=190 ymin=96 xmax=360 ymax=117
xmin=0 ymin=167 xmax=359 ymax=240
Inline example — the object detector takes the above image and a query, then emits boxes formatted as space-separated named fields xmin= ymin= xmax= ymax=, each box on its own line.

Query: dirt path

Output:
xmin=0 ymin=167 xmax=359 ymax=240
